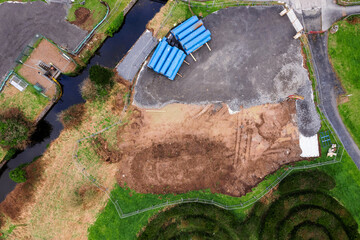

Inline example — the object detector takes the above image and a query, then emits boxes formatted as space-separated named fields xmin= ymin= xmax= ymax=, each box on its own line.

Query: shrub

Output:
xmin=59 ymin=103 xmax=86 ymax=129
xmin=81 ymin=78 xmax=98 ymax=101
xmin=87 ymin=65 xmax=114 ymax=99
xmin=89 ymin=65 xmax=114 ymax=87
xmin=9 ymin=164 xmax=28 ymax=183
xmin=0 ymin=108 xmax=33 ymax=150
xmin=2 ymin=148 xmax=18 ymax=162
xmin=105 ymin=13 xmax=124 ymax=37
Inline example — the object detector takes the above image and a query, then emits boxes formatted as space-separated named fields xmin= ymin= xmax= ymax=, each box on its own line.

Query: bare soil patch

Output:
xmin=18 ymin=39 xmax=76 ymax=98
xmin=70 ymin=7 xmax=95 ymax=31
xmin=116 ymin=101 xmax=302 ymax=197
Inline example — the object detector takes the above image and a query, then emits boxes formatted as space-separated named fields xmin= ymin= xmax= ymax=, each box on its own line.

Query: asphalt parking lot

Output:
xmin=0 ymin=1 xmax=87 ymax=79
xmin=134 ymin=6 xmax=320 ymax=136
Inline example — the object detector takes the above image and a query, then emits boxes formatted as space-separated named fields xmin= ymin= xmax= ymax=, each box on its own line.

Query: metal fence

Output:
xmin=70 ymin=1 xmax=346 ymax=220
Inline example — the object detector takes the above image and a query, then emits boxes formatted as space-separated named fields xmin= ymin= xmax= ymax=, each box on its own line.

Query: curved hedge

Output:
xmin=138 ymin=203 xmax=240 ymax=240
xmin=259 ymin=190 xmax=359 ymax=240
xmin=278 ymin=170 xmax=336 ymax=193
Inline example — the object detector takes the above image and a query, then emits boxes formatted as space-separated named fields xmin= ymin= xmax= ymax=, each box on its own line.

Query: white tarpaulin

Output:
xmin=299 ymin=133 xmax=320 ymax=158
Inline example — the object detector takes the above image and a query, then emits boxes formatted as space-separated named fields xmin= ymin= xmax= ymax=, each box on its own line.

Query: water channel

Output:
xmin=0 ymin=0 xmax=164 ymax=202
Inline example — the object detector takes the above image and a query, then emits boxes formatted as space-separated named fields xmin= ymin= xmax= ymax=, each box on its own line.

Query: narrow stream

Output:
xmin=0 ymin=0 xmax=164 ymax=202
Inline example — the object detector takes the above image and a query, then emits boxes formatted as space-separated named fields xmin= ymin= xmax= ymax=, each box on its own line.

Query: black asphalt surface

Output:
xmin=0 ymin=1 xmax=87 ymax=79
xmin=309 ymin=33 xmax=360 ymax=168
xmin=135 ymin=6 xmax=320 ymax=136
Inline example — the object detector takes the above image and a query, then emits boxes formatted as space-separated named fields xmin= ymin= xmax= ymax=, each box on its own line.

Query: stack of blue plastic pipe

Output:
xmin=147 ymin=16 xmax=211 ymax=80
xmin=147 ymin=38 xmax=186 ymax=80
xmin=171 ymin=16 xmax=211 ymax=55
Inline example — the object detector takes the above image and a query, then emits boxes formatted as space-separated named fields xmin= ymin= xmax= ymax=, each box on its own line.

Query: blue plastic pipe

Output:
xmin=160 ymin=47 xmax=179 ymax=75
xmin=165 ymin=50 xmax=185 ymax=78
xmin=169 ymin=53 xmax=186 ymax=80
xmin=148 ymin=38 xmax=167 ymax=69
xmin=179 ymin=25 xmax=206 ymax=47
xmin=154 ymin=45 xmax=172 ymax=73
xmin=184 ymin=30 xmax=211 ymax=51
xmin=185 ymin=36 xmax=211 ymax=55
xmin=171 ymin=16 xmax=198 ymax=38
xmin=177 ymin=20 xmax=204 ymax=40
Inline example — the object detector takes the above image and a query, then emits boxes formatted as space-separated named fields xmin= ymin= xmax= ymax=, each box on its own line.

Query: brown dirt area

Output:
xmin=18 ymin=39 xmax=76 ymax=98
xmin=113 ymin=101 xmax=302 ymax=197
xmin=70 ymin=7 xmax=95 ymax=31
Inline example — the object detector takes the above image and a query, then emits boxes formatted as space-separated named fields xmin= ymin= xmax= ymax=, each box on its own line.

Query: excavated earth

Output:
xmin=109 ymin=101 xmax=303 ymax=197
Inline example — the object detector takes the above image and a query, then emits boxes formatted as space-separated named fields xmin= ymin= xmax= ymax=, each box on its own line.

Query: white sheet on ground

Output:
xmin=299 ymin=133 xmax=320 ymax=157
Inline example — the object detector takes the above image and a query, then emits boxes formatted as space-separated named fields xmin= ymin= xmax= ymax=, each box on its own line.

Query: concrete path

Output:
xmin=283 ymin=0 xmax=360 ymax=30
xmin=309 ymin=33 xmax=360 ymax=168
xmin=321 ymin=0 xmax=360 ymax=30
xmin=116 ymin=30 xmax=157 ymax=82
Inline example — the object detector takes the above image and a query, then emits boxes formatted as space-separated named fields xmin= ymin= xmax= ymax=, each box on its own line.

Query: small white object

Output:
xmin=280 ymin=8 xmax=288 ymax=16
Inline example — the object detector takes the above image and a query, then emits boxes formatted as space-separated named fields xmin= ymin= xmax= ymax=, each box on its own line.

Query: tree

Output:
xmin=9 ymin=164 xmax=27 ymax=183
xmin=0 ymin=108 xmax=33 ymax=149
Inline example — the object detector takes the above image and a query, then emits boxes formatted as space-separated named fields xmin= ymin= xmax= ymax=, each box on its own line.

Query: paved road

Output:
xmin=309 ymin=33 xmax=360 ymax=168
xmin=116 ymin=30 xmax=157 ymax=82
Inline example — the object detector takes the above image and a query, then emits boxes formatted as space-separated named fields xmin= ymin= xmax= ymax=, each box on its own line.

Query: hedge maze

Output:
xmin=139 ymin=170 xmax=360 ymax=240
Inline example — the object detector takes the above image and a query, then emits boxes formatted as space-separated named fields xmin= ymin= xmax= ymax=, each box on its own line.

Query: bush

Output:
xmin=59 ymin=104 xmax=86 ymax=129
xmin=9 ymin=164 xmax=28 ymax=183
xmin=88 ymin=65 xmax=114 ymax=99
xmin=2 ymin=148 xmax=18 ymax=162
xmin=0 ymin=108 xmax=33 ymax=149
xmin=89 ymin=65 xmax=114 ymax=87
xmin=81 ymin=78 xmax=97 ymax=101
xmin=8 ymin=155 xmax=42 ymax=183
xmin=105 ymin=13 xmax=124 ymax=37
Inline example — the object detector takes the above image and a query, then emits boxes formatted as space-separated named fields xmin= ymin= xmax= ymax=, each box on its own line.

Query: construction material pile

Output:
xmin=147 ymin=16 xmax=211 ymax=80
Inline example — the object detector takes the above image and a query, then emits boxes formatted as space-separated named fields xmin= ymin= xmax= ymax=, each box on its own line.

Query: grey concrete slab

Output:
xmin=134 ymin=6 xmax=320 ymax=136
xmin=302 ymin=9 xmax=322 ymax=32
xmin=0 ymin=1 xmax=87 ymax=78
xmin=116 ymin=30 xmax=157 ymax=82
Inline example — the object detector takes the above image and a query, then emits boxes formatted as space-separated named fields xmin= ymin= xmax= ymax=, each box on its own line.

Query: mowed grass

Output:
xmin=67 ymin=0 xmax=108 ymax=25
xmin=67 ymin=0 xmax=131 ymax=32
xmin=328 ymin=16 xmax=360 ymax=147
xmin=0 ymin=84 xmax=49 ymax=122
xmin=0 ymin=83 xmax=49 ymax=161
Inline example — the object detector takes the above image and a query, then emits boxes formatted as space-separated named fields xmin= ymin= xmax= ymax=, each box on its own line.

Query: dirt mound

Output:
xmin=70 ymin=7 xmax=93 ymax=31
xmin=116 ymin=101 xmax=303 ymax=197
xmin=92 ymin=136 xmax=122 ymax=163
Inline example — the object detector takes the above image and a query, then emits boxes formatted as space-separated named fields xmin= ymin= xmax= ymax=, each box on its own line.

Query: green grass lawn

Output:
xmin=67 ymin=0 xmax=131 ymax=32
xmin=67 ymin=0 xmax=108 ymax=26
xmin=0 ymin=84 xmax=49 ymax=122
xmin=328 ymin=16 xmax=360 ymax=147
